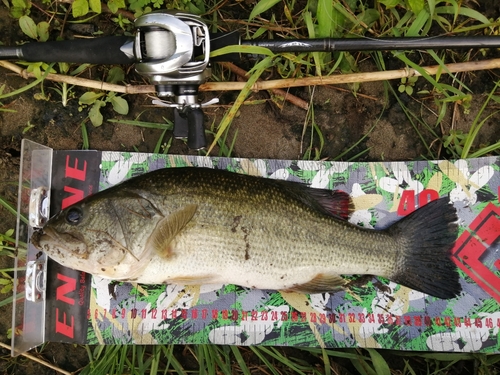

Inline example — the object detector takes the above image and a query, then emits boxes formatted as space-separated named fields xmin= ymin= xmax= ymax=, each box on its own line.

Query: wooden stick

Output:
xmin=0 ymin=341 xmax=72 ymax=375
xmin=0 ymin=60 xmax=155 ymax=94
xmin=1 ymin=58 xmax=500 ymax=95
xmin=220 ymin=62 xmax=309 ymax=110
xmin=203 ymin=58 xmax=500 ymax=91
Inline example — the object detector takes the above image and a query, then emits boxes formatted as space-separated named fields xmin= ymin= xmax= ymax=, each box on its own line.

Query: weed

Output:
xmin=460 ymin=80 xmax=500 ymax=158
xmin=398 ymin=76 xmax=418 ymax=95
xmin=78 ymin=67 xmax=129 ymax=127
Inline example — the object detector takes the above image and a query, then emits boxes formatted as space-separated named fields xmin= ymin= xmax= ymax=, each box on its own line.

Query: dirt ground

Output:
xmin=0 ymin=2 xmax=500 ymax=374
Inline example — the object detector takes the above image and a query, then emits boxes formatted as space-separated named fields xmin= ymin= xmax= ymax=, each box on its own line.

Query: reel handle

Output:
xmin=187 ymin=107 xmax=207 ymax=150
xmin=173 ymin=107 xmax=207 ymax=150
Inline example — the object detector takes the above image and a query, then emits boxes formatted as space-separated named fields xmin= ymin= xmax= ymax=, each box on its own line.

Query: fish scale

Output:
xmin=31 ymin=167 xmax=461 ymax=298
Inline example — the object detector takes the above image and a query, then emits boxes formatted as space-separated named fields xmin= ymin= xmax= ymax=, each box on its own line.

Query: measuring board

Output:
xmin=12 ymin=139 xmax=500 ymax=354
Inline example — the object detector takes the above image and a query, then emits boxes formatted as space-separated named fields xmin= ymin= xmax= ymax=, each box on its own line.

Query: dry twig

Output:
xmin=2 ymin=58 xmax=500 ymax=95
xmin=220 ymin=62 xmax=309 ymax=110
xmin=0 ymin=341 xmax=72 ymax=375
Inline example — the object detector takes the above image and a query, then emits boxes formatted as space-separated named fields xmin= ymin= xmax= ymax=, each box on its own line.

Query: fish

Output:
xmin=31 ymin=167 xmax=461 ymax=299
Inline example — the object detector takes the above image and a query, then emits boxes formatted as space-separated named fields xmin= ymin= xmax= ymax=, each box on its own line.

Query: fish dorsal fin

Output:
xmin=306 ymin=189 xmax=354 ymax=220
xmin=272 ymin=180 xmax=354 ymax=220
xmin=284 ymin=273 xmax=346 ymax=294
xmin=148 ymin=204 xmax=198 ymax=258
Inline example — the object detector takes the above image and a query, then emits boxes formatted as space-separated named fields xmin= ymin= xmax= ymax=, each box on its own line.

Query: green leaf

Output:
xmin=359 ymin=9 xmax=380 ymax=27
xmin=10 ymin=7 xmax=26 ymax=18
xmin=72 ymin=0 xmax=89 ymax=18
xmin=89 ymin=101 xmax=104 ymax=126
xmin=107 ymin=66 xmax=125 ymax=84
xmin=107 ymin=0 xmax=125 ymax=13
xmin=29 ymin=64 xmax=42 ymax=79
xmin=12 ymin=0 xmax=28 ymax=9
xmin=1 ymin=284 xmax=13 ymax=294
xmin=19 ymin=15 xmax=38 ymax=39
xmin=317 ymin=0 xmax=333 ymax=38
xmin=89 ymin=0 xmax=101 ymax=13
xmin=79 ymin=91 xmax=104 ymax=105
xmin=407 ymin=0 xmax=424 ymax=14
xmin=58 ymin=62 xmax=70 ymax=74
xmin=71 ymin=63 xmax=91 ymax=76
xmin=10 ymin=0 xmax=28 ymax=18
xmin=378 ymin=0 xmax=399 ymax=8
xmin=37 ymin=21 xmax=50 ymax=42
xmin=110 ymin=96 xmax=129 ymax=115
xmin=248 ymin=0 xmax=281 ymax=21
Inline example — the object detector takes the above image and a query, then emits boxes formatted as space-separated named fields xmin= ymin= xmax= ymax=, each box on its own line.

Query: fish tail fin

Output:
xmin=387 ymin=198 xmax=461 ymax=299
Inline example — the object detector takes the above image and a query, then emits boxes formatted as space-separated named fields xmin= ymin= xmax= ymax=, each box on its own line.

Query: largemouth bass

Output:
xmin=31 ymin=167 xmax=461 ymax=299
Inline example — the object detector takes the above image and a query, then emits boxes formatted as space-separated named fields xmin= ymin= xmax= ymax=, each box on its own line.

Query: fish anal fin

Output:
xmin=284 ymin=273 xmax=346 ymax=294
xmin=149 ymin=204 xmax=198 ymax=258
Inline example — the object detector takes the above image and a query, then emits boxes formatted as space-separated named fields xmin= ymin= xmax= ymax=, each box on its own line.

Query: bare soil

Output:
xmin=0 ymin=2 xmax=499 ymax=374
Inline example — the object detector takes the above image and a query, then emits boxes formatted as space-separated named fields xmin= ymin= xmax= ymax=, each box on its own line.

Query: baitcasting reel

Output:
xmin=134 ymin=11 xmax=213 ymax=149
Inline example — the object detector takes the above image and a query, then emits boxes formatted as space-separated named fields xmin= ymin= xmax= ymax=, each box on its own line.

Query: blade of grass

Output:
xmin=259 ymin=346 xmax=309 ymax=373
xmin=303 ymin=11 xmax=323 ymax=75
xmin=435 ymin=5 xmax=490 ymax=25
xmin=161 ymin=344 xmax=186 ymax=374
xmin=0 ymin=291 xmax=24 ymax=308
xmin=248 ymin=0 xmax=281 ymax=21
xmin=0 ymin=64 xmax=52 ymax=100
xmin=81 ymin=121 xmax=89 ymax=150
xmin=406 ymin=9 xmax=430 ymax=36
xmin=317 ymin=0 xmax=333 ymax=38
xmin=366 ymin=349 xmax=391 ymax=375
xmin=0 ymin=197 xmax=28 ymax=225
xmin=249 ymin=346 xmax=281 ymax=375
xmin=320 ymin=348 xmax=331 ymax=375
xmin=461 ymin=79 xmax=500 ymax=158
xmin=149 ymin=345 xmax=161 ymax=375
xmin=349 ymin=350 xmax=377 ymax=375
xmin=210 ymin=45 xmax=274 ymax=59
xmin=107 ymin=118 xmax=173 ymax=130
xmin=468 ymin=140 xmax=500 ymax=158
xmin=230 ymin=346 xmax=252 ymax=375
xmin=213 ymin=346 xmax=234 ymax=375
xmin=388 ymin=85 xmax=439 ymax=159
xmin=208 ymin=55 xmax=274 ymax=154
xmin=154 ymin=128 xmax=168 ymax=154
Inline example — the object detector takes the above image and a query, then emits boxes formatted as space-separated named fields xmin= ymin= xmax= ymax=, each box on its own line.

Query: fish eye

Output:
xmin=66 ymin=207 xmax=83 ymax=225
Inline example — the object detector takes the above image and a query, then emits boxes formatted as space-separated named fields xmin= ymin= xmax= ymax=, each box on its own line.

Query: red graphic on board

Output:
xmin=452 ymin=203 xmax=500 ymax=303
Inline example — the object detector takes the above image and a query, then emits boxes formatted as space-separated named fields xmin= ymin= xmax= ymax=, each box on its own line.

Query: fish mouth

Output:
xmin=30 ymin=229 xmax=43 ymax=249
xmin=31 ymin=227 xmax=88 ymax=259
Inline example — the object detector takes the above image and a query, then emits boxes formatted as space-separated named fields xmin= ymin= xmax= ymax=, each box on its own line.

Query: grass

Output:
xmin=1 ymin=0 xmax=500 ymax=374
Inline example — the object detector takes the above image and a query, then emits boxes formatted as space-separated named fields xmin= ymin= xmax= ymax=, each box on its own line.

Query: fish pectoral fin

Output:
xmin=284 ymin=273 xmax=346 ymax=294
xmin=149 ymin=204 xmax=198 ymax=258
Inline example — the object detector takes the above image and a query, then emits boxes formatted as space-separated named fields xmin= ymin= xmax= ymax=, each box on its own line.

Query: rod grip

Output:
xmin=20 ymin=36 xmax=135 ymax=64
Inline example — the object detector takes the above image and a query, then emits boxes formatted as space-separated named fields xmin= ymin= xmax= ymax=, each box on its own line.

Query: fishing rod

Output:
xmin=2 ymin=11 xmax=500 ymax=149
